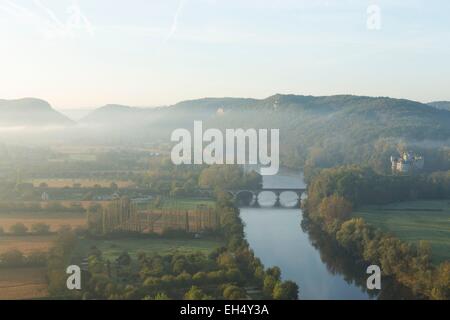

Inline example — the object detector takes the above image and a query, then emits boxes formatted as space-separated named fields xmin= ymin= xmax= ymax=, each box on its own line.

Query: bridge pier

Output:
xmin=273 ymin=192 xmax=281 ymax=208
xmin=252 ymin=197 xmax=260 ymax=208
xmin=293 ymin=191 xmax=303 ymax=208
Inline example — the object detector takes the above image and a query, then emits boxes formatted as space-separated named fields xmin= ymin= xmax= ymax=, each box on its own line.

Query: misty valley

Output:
xmin=0 ymin=94 xmax=449 ymax=301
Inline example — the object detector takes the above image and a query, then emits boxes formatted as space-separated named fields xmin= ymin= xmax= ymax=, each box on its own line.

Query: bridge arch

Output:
xmin=235 ymin=190 xmax=256 ymax=206
xmin=278 ymin=191 xmax=301 ymax=208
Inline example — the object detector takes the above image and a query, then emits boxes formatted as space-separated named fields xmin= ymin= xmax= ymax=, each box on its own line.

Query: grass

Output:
xmin=74 ymin=237 xmax=224 ymax=261
xmin=156 ymin=198 xmax=215 ymax=210
xmin=354 ymin=200 xmax=450 ymax=264
xmin=29 ymin=179 xmax=135 ymax=188
xmin=0 ymin=212 xmax=86 ymax=232
xmin=0 ymin=267 xmax=48 ymax=300
xmin=0 ymin=235 xmax=57 ymax=255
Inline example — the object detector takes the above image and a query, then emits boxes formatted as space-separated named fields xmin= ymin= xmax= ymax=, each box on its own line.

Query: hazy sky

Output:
xmin=0 ymin=0 xmax=449 ymax=109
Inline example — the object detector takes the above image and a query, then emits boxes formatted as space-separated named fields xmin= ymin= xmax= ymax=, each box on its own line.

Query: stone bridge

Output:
xmin=227 ymin=188 xmax=306 ymax=208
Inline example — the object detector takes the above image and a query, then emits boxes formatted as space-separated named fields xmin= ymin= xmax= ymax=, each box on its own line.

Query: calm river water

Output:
xmin=240 ymin=169 xmax=373 ymax=300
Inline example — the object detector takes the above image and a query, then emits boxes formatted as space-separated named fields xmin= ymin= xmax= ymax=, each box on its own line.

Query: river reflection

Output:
xmin=301 ymin=220 xmax=417 ymax=300
xmin=240 ymin=170 xmax=416 ymax=300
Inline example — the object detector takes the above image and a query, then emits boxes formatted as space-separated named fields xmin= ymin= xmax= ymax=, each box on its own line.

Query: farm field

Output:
xmin=145 ymin=198 xmax=215 ymax=210
xmin=0 ymin=235 xmax=56 ymax=255
xmin=74 ymin=237 xmax=224 ymax=261
xmin=29 ymin=179 xmax=135 ymax=188
xmin=0 ymin=212 xmax=86 ymax=232
xmin=0 ymin=267 xmax=48 ymax=300
xmin=0 ymin=200 xmax=109 ymax=210
xmin=354 ymin=200 xmax=450 ymax=264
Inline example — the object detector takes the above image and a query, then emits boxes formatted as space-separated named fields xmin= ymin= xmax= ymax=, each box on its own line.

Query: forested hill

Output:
xmin=0 ymin=98 xmax=73 ymax=127
xmin=77 ymin=94 xmax=450 ymax=172
xmin=2 ymin=94 xmax=449 ymax=172
xmin=429 ymin=101 xmax=450 ymax=111
xmin=201 ymin=94 xmax=450 ymax=171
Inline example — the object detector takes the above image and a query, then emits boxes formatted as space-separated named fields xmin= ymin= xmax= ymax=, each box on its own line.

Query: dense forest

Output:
xmin=1 ymin=94 xmax=449 ymax=174
xmin=78 ymin=94 xmax=450 ymax=172
xmin=303 ymin=166 xmax=450 ymax=299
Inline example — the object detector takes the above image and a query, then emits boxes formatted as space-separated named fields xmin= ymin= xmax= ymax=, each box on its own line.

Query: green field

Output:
xmin=74 ymin=237 xmax=224 ymax=261
xmin=354 ymin=200 xmax=450 ymax=264
xmin=141 ymin=197 xmax=215 ymax=210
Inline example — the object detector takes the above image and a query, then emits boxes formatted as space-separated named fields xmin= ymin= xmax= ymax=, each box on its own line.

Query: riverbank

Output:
xmin=304 ymin=166 xmax=450 ymax=300
xmin=354 ymin=200 xmax=450 ymax=264
xmin=240 ymin=171 xmax=374 ymax=299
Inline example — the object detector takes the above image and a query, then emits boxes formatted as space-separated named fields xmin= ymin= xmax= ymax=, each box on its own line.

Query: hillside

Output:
xmin=2 ymin=94 xmax=449 ymax=171
xmin=203 ymin=94 xmax=450 ymax=169
xmin=429 ymin=101 xmax=450 ymax=111
xmin=77 ymin=94 xmax=450 ymax=171
xmin=0 ymin=98 xmax=73 ymax=127
xmin=81 ymin=104 xmax=145 ymax=124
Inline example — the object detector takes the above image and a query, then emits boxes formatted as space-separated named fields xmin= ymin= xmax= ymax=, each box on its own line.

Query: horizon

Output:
xmin=2 ymin=92 xmax=449 ymax=114
xmin=1 ymin=0 xmax=449 ymax=109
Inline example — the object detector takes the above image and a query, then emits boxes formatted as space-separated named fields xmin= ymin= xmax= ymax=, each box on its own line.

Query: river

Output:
xmin=240 ymin=169 xmax=374 ymax=300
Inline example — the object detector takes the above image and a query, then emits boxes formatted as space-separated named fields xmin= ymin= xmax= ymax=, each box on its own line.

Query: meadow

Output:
xmin=0 ymin=235 xmax=56 ymax=255
xmin=354 ymin=200 xmax=450 ymax=264
xmin=29 ymin=179 xmax=135 ymax=188
xmin=74 ymin=237 xmax=224 ymax=261
xmin=144 ymin=197 xmax=215 ymax=210
xmin=0 ymin=212 xmax=86 ymax=233
xmin=0 ymin=267 xmax=48 ymax=300
xmin=0 ymin=211 xmax=86 ymax=256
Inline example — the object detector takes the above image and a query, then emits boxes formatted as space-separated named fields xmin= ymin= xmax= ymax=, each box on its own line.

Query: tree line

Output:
xmin=47 ymin=192 xmax=299 ymax=300
xmin=303 ymin=166 xmax=450 ymax=300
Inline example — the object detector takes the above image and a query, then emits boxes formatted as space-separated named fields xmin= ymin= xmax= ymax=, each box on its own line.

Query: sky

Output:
xmin=0 ymin=0 xmax=449 ymax=109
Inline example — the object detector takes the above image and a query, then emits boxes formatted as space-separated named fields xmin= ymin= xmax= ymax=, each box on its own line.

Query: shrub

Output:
xmin=10 ymin=222 xmax=28 ymax=235
xmin=31 ymin=223 xmax=51 ymax=235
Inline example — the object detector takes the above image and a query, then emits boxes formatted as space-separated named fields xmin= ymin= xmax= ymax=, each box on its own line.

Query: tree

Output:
xmin=263 ymin=275 xmax=277 ymax=297
xmin=116 ymin=251 xmax=132 ymax=267
xmin=199 ymin=166 xmax=245 ymax=190
xmin=430 ymin=262 xmax=450 ymax=300
xmin=318 ymin=195 xmax=353 ymax=233
xmin=192 ymin=272 xmax=207 ymax=284
xmin=272 ymin=281 xmax=299 ymax=300
xmin=154 ymin=292 xmax=171 ymax=300
xmin=31 ymin=223 xmax=51 ymax=235
xmin=10 ymin=222 xmax=28 ymax=235
xmin=217 ymin=252 xmax=237 ymax=269
xmin=266 ymin=267 xmax=281 ymax=280
xmin=336 ymin=218 xmax=375 ymax=256
xmin=0 ymin=249 xmax=25 ymax=266
xmin=184 ymin=286 xmax=210 ymax=300
xmin=172 ymin=256 xmax=189 ymax=274
xmin=223 ymin=284 xmax=246 ymax=300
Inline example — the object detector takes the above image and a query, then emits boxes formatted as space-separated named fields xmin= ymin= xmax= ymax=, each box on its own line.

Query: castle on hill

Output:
xmin=391 ymin=151 xmax=424 ymax=173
